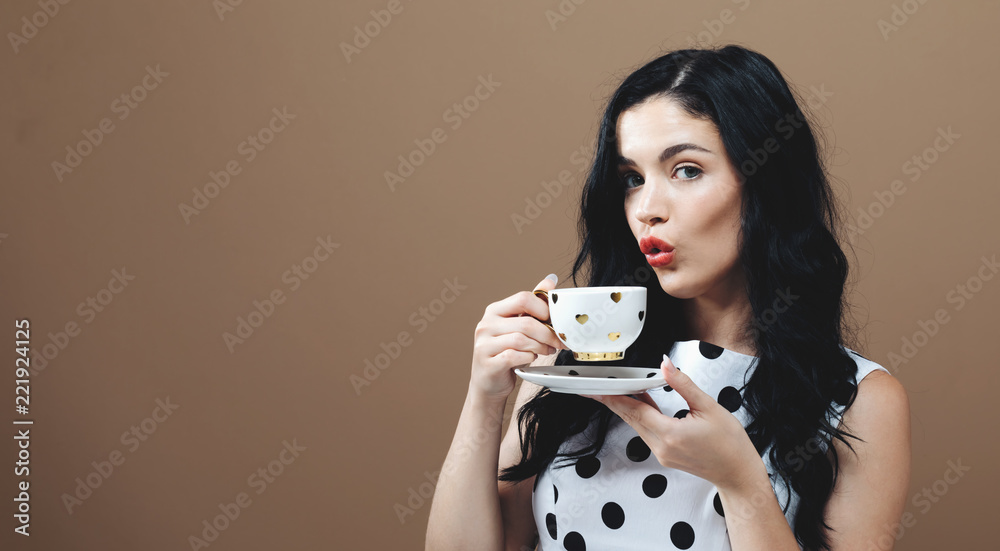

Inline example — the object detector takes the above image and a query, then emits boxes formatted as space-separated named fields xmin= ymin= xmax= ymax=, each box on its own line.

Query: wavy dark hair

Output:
xmin=499 ymin=45 xmax=866 ymax=550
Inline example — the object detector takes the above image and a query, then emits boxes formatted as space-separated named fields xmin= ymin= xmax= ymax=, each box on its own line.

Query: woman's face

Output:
xmin=618 ymin=96 xmax=746 ymax=304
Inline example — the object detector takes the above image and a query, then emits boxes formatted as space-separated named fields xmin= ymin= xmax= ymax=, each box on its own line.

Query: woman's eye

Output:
xmin=676 ymin=166 xmax=702 ymax=179
xmin=621 ymin=173 xmax=643 ymax=188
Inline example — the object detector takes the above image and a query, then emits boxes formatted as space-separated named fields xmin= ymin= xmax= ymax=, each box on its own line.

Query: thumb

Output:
xmin=662 ymin=354 xmax=713 ymax=411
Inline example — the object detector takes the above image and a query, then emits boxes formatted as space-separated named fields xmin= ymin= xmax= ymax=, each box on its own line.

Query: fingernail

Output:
xmin=663 ymin=354 xmax=678 ymax=373
xmin=545 ymin=273 xmax=558 ymax=283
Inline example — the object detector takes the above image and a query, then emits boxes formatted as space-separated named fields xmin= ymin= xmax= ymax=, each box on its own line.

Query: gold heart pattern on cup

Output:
xmin=559 ymin=332 xmax=567 ymax=341
xmin=608 ymin=332 xmax=621 ymax=341
xmin=610 ymin=292 xmax=622 ymax=303
xmin=575 ymin=314 xmax=589 ymax=324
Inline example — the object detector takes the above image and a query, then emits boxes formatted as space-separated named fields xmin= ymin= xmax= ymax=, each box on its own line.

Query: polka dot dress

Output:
xmin=530 ymin=340 xmax=890 ymax=550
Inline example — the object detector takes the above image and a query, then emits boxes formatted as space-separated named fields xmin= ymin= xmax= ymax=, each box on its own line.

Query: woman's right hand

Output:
xmin=469 ymin=274 xmax=567 ymax=404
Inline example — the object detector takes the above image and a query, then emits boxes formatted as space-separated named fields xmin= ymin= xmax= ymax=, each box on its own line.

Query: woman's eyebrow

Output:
xmin=617 ymin=143 xmax=713 ymax=168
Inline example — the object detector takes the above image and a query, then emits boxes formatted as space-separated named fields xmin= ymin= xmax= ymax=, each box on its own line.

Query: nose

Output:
xmin=630 ymin=180 xmax=667 ymax=226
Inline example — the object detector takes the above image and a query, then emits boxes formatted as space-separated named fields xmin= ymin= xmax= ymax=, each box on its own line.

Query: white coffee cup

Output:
xmin=532 ymin=286 xmax=646 ymax=361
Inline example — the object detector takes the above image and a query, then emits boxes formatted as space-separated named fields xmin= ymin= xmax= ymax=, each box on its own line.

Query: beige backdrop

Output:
xmin=1 ymin=0 xmax=996 ymax=549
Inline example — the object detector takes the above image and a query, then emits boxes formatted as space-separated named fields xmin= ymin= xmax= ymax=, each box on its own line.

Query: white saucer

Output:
xmin=514 ymin=365 xmax=666 ymax=395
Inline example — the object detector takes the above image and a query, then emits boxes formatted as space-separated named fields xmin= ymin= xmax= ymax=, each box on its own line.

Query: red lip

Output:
xmin=640 ymin=235 xmax=675 ymax=267
xmin=639 ymin=235 xmax=674 ymax=255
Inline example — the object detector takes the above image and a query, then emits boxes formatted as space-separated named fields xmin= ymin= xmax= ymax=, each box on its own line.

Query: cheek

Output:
xmin=623 ymin=200 xmax=641 ymax=234
xmin=688 ymin=203 xmax=741 ymax=265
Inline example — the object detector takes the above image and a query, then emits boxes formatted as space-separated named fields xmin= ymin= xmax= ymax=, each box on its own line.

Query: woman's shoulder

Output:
xmin=826 ymin=346 xmax=907 ymax=437
xmin=841 ymin=346 xmax=893 ymax=384
xmin=830 ymin=352 xmax=910 ymax=462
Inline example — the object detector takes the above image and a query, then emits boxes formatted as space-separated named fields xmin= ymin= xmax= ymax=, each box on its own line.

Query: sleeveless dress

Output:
xmin=530 ymin=339 xmax=891 ymax=551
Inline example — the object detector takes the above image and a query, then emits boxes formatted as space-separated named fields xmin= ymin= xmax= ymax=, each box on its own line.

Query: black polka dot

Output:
xmin=674 ymin=409 xmax=689 ymax=419
xmin=670 ymin=521 xmax=696 ymax=549
xmin=646 ymin=372 xmax=657 ymax=378
xmin=642 ymin=474 xmax=667 ymax=498
xmin=563 ymin=531 xmax=586 ymax=551
xmin=607 ymin=376 xmax=616 ymax=378
xmin=717 ymin=386 xmax=742 ymax=412
xmin=601 ymin=502 xmax=625 ymax=529
xmin=575 ymin=455 xmax=600 ymax=478
xmin=713 ymin=492 xmax=725 ymax=517
xmin=662 ymin=384 xmax=673 ymax=392
xmin=568 ymin=370 xmax=579 ymax=376
xmin=626 ymin=436 xmax=650 ymax=462
xmin=699 ymin=341 xmax=724 ymax=359
xmin=553 ymin=484 xmax=558 ymax=504
xmin=546 ymin=513 xmax=557 ymax=539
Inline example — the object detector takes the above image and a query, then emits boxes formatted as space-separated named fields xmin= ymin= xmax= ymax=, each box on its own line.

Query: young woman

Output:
xmin=426 ymin=45 xmax=910 ymax=551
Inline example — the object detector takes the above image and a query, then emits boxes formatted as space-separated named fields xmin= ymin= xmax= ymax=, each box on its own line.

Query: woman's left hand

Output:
xmin=582 ymin=354 xmax=766 ymax=492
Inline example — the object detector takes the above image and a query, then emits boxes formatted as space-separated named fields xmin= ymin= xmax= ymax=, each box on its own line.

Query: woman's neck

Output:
xmin=678 ymin=288 xmax=756 ymax=357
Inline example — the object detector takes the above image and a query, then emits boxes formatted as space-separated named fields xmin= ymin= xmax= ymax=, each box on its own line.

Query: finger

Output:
xmin=489 ymin=315 xmax=564 ymax=351
xmin=485 ymin=332 xmax=556 ymax=359
xmin=629 ymin=391 xmax=661 ymax=412
xmin=486 ymin=273 xmax=558 ymax=320
xmin=490 ymin=348 xmax=538 ymax=369
xmin=662 ymin=354 xmax=714 ymax=412
xmin=533 ymin=273 xmax=558 ymax=293
xmin=586 ymin=393 xmax=665 ymax=447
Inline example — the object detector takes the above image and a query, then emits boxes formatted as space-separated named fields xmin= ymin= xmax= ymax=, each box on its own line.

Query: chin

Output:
xmin=655 ymin=278 xmax=695 ymax=300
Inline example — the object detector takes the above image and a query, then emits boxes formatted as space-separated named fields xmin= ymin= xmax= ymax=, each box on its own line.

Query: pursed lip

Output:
xmin=639 ymin=235 xmax=674 ymax=255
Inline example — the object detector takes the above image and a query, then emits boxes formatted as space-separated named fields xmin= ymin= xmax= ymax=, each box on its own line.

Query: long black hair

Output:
xmin=499 ymin=44 xmax=865 ymax=550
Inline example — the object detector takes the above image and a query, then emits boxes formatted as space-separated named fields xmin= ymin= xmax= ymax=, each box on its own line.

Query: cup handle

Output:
xmin=531 ymin=288 xmax=555 ymax=333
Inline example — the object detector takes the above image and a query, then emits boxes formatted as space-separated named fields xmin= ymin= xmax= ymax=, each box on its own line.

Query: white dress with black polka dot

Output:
xmin=531 ymin=339 xmax=890 ymax=550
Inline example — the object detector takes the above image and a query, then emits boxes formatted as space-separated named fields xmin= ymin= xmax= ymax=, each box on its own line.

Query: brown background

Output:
xmin=1 ymin=0 xmax=997 ymax=549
